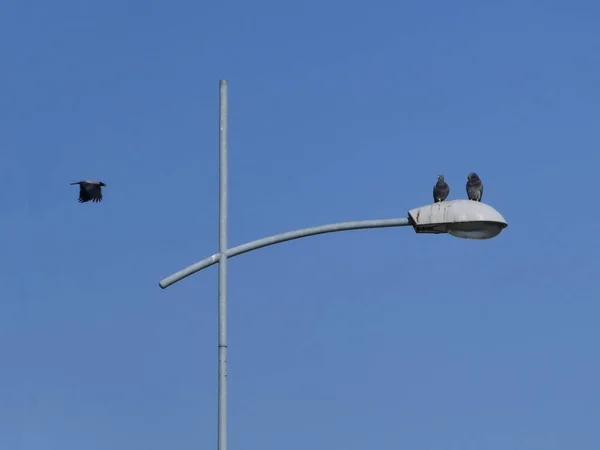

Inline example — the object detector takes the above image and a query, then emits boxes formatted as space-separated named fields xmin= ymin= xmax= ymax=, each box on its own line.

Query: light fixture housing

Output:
xmin=408 ymin=200 xmax=508 ymax=240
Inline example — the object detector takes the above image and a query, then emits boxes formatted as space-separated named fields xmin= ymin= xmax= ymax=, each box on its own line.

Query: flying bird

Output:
xmin=70 ymin=180 xmax=106 ymax=203
xmin=466 ymin=172 xmax=483 ymax=201
xmin=433 ymin=174 xmax=450 ymax=203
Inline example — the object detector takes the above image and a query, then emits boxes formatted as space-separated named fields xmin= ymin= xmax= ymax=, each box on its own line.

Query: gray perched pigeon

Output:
xmin=70 ymin=180 xmax=106 ymax=203
xmin=466 ymin=172 xmax=483 ymax=201
xmin=433 ymin=174 xmax=450 ymax=203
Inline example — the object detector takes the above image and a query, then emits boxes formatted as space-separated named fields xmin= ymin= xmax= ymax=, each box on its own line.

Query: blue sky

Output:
xmin=2 ymin=0 xmax=600 ymax=448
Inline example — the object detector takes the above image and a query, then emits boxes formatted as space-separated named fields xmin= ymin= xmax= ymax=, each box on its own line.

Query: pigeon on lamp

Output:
xmin=70 ymin=180 xmax=106 ymax=203
xmin=466 ymin=172 xmax=483 ymax=201
xmin=433 ymin=174 xmax=450 ymax=203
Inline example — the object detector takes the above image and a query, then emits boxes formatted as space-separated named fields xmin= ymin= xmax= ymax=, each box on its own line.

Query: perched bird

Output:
xmin=466 ymin=172 xmax=483 ymax=201
xmin=433 ymin=174 xmax=450 ymax=203
xmin=70 ymin=180 xmax=106 ymax=203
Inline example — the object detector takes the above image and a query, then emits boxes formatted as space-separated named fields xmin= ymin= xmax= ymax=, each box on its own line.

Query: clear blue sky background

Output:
xmin=2 ymin=1 xmax=599 ymax=449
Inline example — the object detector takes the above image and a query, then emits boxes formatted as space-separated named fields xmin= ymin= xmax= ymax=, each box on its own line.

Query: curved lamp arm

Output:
xmin=159 ymin=217 xmax=411 ymax=289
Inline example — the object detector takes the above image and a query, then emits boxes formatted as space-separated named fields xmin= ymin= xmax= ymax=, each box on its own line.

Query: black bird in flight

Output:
xmin=466 ymin=173 xmax=483 ymax=201
xmin=433 ymin=174 xmax=450 ymax=203
xmin=70 ymin=180 xmax=106 ymax=203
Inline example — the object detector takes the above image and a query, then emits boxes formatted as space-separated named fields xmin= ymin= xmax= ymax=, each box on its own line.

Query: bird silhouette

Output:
xmin=70 ymin=180 xmax=106 ymax=203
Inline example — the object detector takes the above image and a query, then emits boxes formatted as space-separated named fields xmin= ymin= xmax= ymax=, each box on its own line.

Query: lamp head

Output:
xmin=408 ymin=200 xmax=507 ymax=240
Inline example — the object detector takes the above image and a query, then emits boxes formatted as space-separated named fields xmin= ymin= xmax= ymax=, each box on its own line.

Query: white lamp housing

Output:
xmin=408 ymin=200 xmax=508 ymax=240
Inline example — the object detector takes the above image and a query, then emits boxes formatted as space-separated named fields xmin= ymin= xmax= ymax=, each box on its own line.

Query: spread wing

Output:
xmin=79 ymin=183 xmax=103 ymax=203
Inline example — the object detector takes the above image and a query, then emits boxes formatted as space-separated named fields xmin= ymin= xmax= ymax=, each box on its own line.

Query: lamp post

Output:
xmin=158 ymin=80 xmax=508 ymax=450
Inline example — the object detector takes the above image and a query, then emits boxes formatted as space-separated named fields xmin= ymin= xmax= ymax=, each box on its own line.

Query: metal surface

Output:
xmin=159 ymin=218 xmax=412 ymax=289
xmin=408 ymin=199 xmax=508 ymax=238
xmin=217 ymin=80 xmax=228 ymax=450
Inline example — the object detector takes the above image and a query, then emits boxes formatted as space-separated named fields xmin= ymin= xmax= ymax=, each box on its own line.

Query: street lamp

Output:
xmin=158 ymin=80 xmax=508 ymax=450
xmin=408 ymin=199 xmax=508 ymax=239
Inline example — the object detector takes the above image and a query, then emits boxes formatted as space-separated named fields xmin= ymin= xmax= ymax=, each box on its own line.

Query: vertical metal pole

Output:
xmin=217 ymin=80 xmax=228 ymax=450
